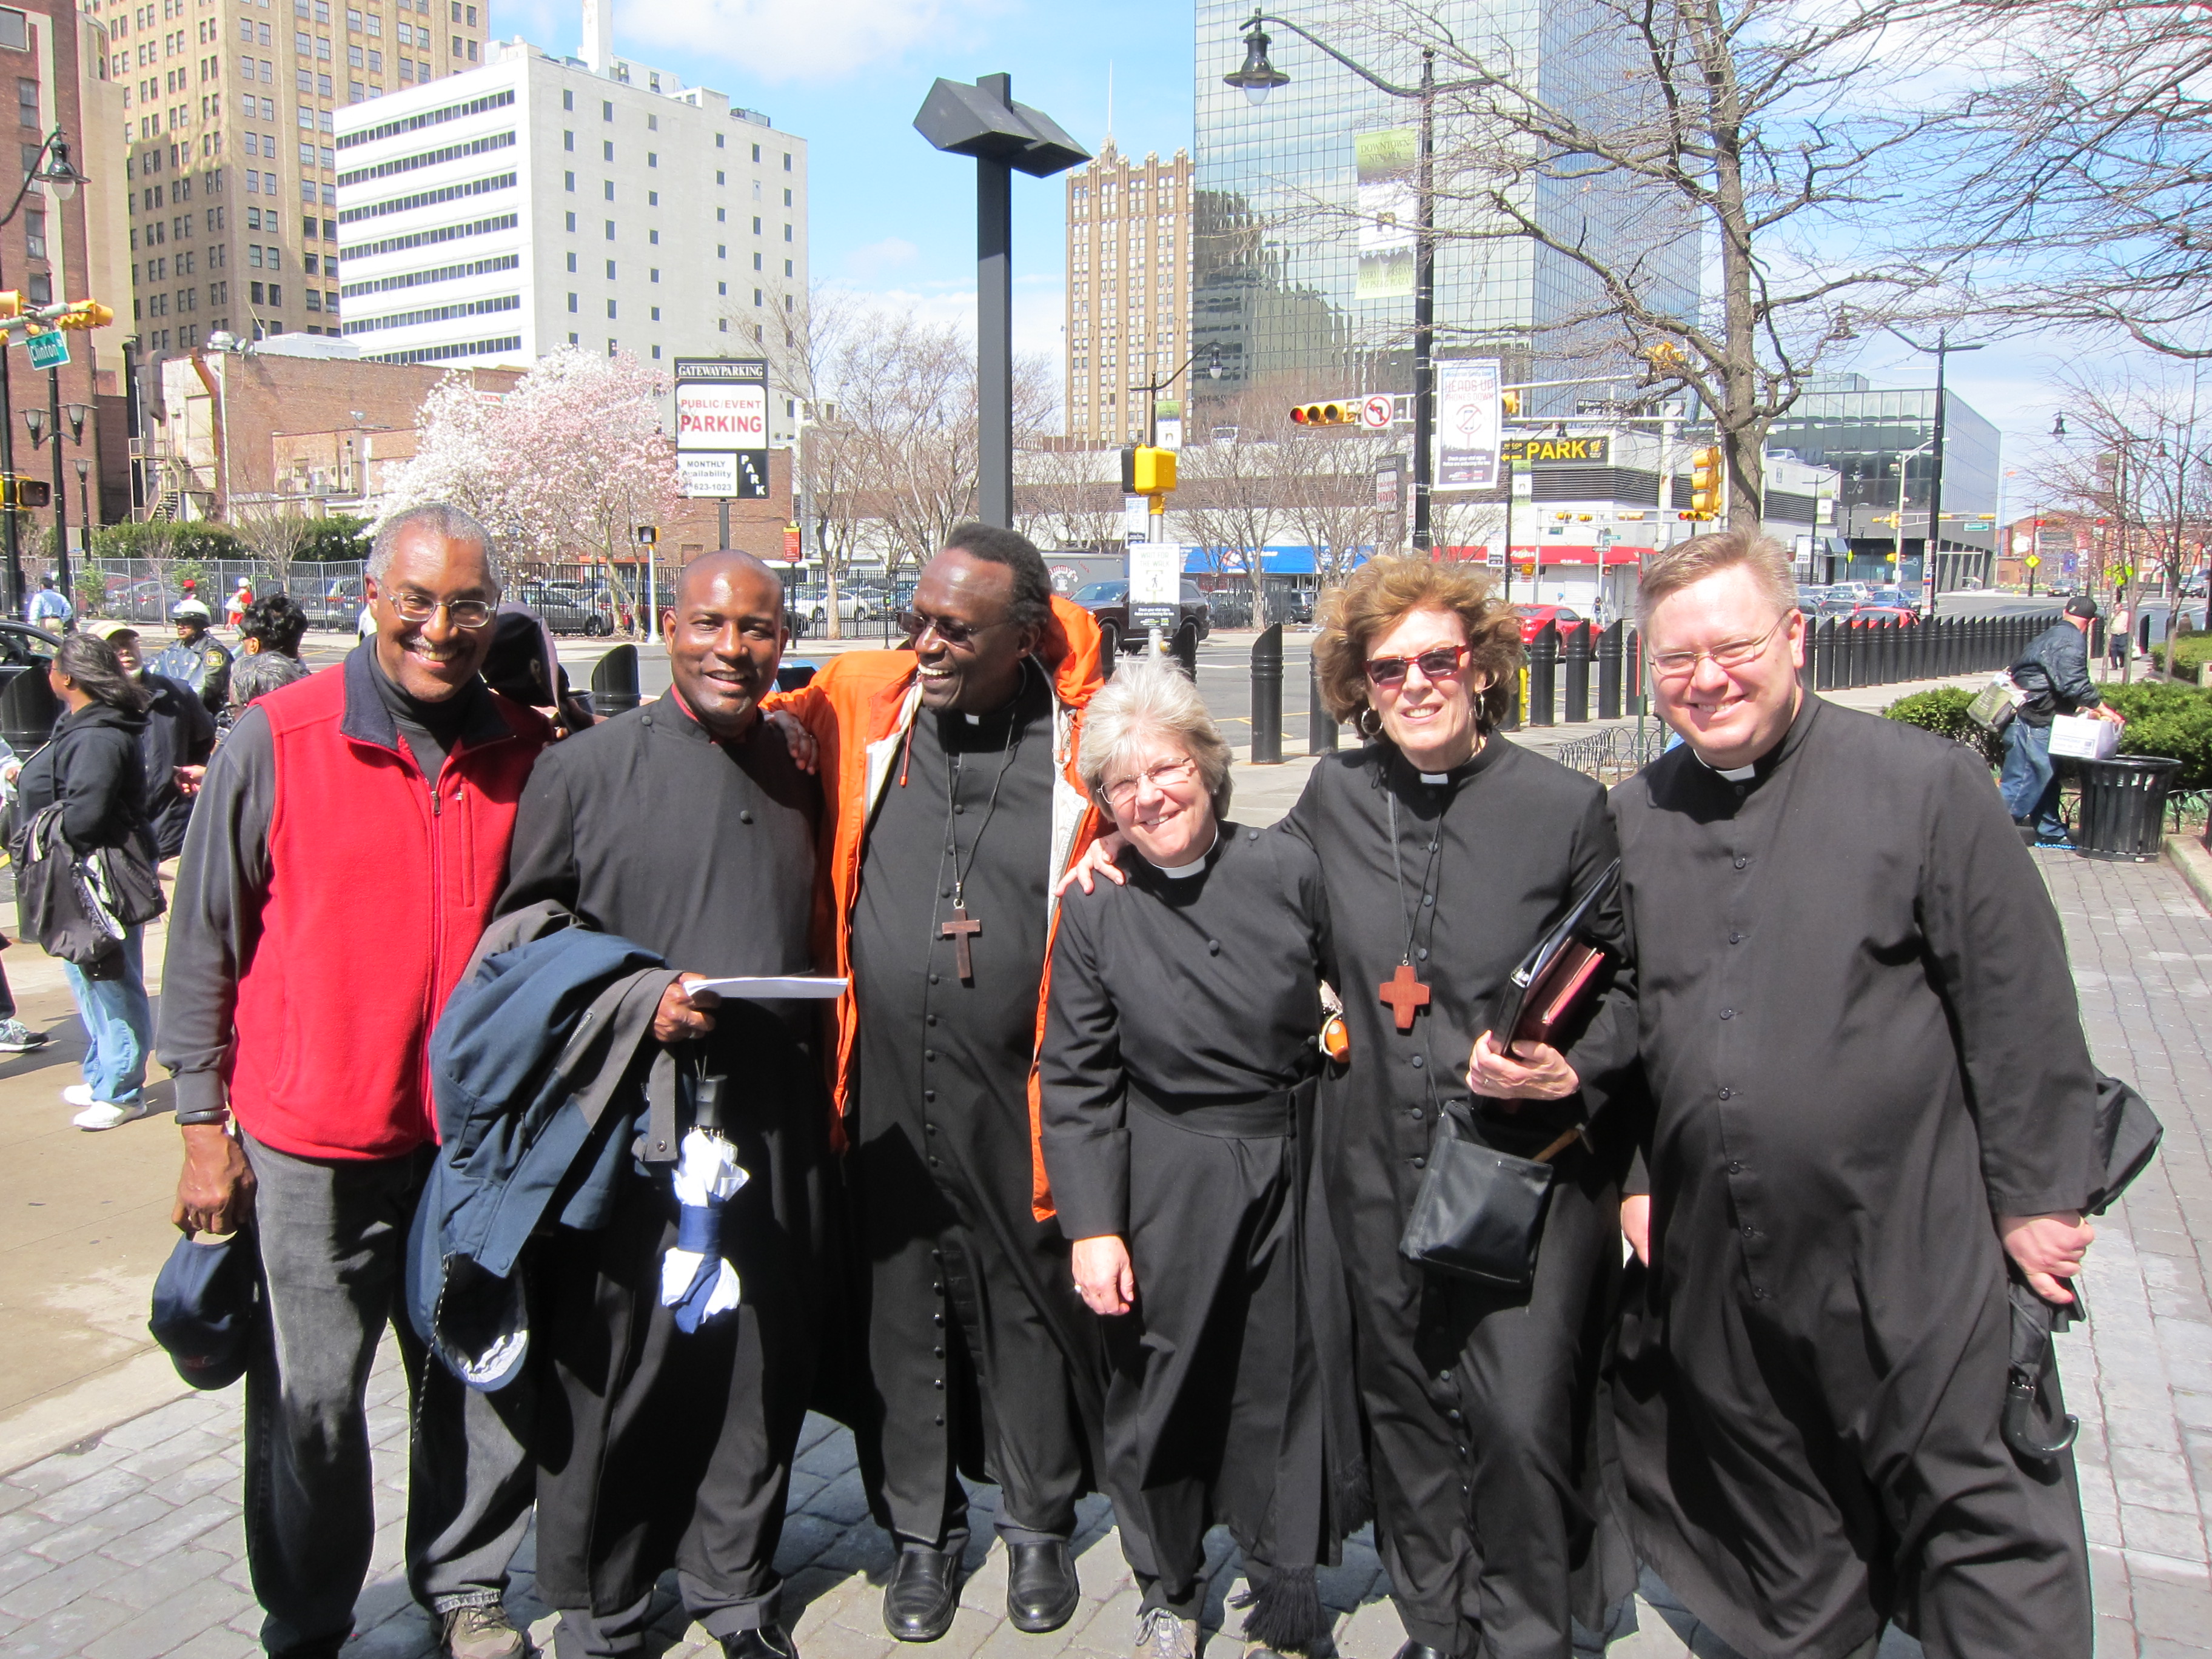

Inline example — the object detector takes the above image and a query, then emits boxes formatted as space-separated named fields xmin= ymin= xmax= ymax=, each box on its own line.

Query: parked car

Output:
xmin=1848 ymin=603 xmax=1920 ymax=625
xmin=1510 ymin=603 xmax=1584 ymax=643
xmin=1073 ymin=578 xmax=1213 ymax=656
xmin=1795 ymin=585 xmax=1829 ymax=613
xmin=1866 ymin=585 xmax=1923 ymax=616
xmin=300 ymin=575 xmax=366 ymax=631
xmin=791 ymin=585 xmax=883 ymax=628
xmin=518 ymin=578 xmax=617 ymax=636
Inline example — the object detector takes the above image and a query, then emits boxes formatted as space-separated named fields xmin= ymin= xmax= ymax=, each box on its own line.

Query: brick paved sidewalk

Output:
xmin=0 ymin=853 xmax=2205 ymax=1658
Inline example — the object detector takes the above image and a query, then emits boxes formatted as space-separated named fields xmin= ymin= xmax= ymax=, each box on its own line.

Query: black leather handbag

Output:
xmin=1398 ymin=1100 xmax=1583 ymax=1288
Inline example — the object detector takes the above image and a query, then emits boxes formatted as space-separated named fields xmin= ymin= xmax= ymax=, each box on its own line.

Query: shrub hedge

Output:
xmin=1885 ymin=679 xmax=2212 ymax=789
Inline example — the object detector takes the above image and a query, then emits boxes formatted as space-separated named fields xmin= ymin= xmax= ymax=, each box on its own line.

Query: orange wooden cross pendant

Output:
xmin=940 ymin=906 xmax=982 ymax=981
xmin=1379 ymin=962 xmax=1430 ymax=1031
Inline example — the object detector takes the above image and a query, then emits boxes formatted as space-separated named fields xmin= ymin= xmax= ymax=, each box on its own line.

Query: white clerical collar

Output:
xmin=964 ymin=712 xmax=983 ymax=725
xmin=1153 ymin=829 xmax=1219 ymax=879
xmin=1419 ymin=771 xmax=1450 ymax=785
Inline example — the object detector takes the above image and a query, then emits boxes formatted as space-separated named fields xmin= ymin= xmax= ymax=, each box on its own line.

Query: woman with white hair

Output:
xmin=1041 ymin=655 xmax=1359 ymax=1659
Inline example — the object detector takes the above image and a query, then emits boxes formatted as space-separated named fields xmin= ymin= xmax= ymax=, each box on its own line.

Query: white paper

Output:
xmin=688 ymin=976 xmax=850 ymax=1000
xmin=2048 ymin=714 xmax=2119 ymax=760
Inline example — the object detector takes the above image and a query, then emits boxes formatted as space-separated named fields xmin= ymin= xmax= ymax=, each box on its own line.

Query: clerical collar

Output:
xmin=1151 ymin=828 xmax=1219 ymax=879
xmin=1704 ymin=760 xmax=1758 ymax=782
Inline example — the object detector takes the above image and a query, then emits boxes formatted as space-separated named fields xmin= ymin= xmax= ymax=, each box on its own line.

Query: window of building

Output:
xmin=602 ymin=179 xmax=612 ymax=200
xmin=25 ymin=272 xmax=47 ymax=304
xmin=782 ymin=152 xmax=791 ymax=170
xmin=563 ymin=130 xmax=572 ymax=150
xmin=718 ymin=318 xmax=726 ymax=333
xmin=564 ymin=169 xmax=573 ymax=190
xmin=782 ymin=187 xmax=791 ymax=207
xmin=565 ymin=210 xmax=576 ymax=230
xmin=21 ymin=208 xmax=40 ymax=259
xmin=604 ymin=258 xmax=615 ymax=278
xmin=605 ymin=299 xmax=614 ymax=318
xmin=649 ymin=305 xmax=659 ymax=321
xmin=566 ymin=251 xmax=576 ymax=272
xmin=717 ymin=281 xmax=726 ymax=295
xmin=648 ymin=227 xmax=659 ymax=244
xmin=601 ymin=138 xmax=611 ymax=161
xmin=750 ymin=142 xmax=759 ymax=162
xmin=752 ymin=287 xmax=760 ymax=306
xmin=603 ymin=218 xmax=613 ymax=239
xmin=567 ymin=292 xmax=575 ymax=311
xmin=716 ymin=169 xmax=725 ymax=185
xmin=651 ymin=344 xmax=660 ymax=359
xmin=783 ymin=223 xmax=791 ymax=242
xmin=601 ymin=99 xmax=611 ymax=121
xmin=15 ymin=78 xmax=34 ymax=130
xmin=751 ymin=252 xmax=760 ymax=270
xmin=648 ymin=190 xmax=657 ymax=206
xmin=563 ymin=89 xmax=573 ymax=111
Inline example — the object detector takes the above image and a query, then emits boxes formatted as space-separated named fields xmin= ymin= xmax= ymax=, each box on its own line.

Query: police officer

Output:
xmin=151 ymin=598 xmax=233 ymax=717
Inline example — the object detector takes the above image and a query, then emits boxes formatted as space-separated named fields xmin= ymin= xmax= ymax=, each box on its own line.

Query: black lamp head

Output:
xmin=1224 ymin=15 xmax=1291 ymax=105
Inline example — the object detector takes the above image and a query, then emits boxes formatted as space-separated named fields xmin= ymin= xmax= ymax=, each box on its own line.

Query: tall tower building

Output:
xmin=95 ymin=0 xmax=488 ymax=389
xmin=332 ymin=39 xmax=808 ymax=376
xmin=1064 ymin=140 xmax=1191 ymax=447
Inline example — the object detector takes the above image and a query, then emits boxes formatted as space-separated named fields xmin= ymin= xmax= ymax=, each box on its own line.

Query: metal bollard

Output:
xmin=1250 ymin=623 xmax=1284 ymax=765
xmin=1597 ymin=620 xmax=1623 ymax=720
xmin=1528 ymin=622 xmax=1559 ymax=727
xmin=591 ymin=643 xmax=640 ymax=718
xmin=1563 ymin=622 xmax=1591 ymax=724
xmin=1815 ymin=618 xmax=1835 ymax=691
xmin=1307 ymin=648 xmax=1338 ymax=755
xmin=1800 ymin=615 xmax=1818 ymax=695
xmin=1171 ymin=622 xmax=1198 ymax=680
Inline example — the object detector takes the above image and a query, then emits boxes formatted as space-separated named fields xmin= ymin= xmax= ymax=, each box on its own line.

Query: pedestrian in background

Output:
xmin=152 ymin=597 xmax=233 ymax=717
xmin=227 ymin=580 xmax=253 ymax=630
xmin=228 ymin=592 xmax=313 ymax=714
xmin=81 ymin=621 xmax=216 ymax=860
xmin=2003 ymin=596 xmax=2125 ymax=848
xmin=25 ymin=573 xmax=71 ymax=630
xmin=16 ymin=633 xmax=159 ymax=1130
xmin=158 ymin=504 xmax=549 ymax=1659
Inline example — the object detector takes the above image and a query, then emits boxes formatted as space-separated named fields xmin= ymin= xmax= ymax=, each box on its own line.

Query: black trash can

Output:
xmin=2075 ymin=755 xmax=2181 ymax=861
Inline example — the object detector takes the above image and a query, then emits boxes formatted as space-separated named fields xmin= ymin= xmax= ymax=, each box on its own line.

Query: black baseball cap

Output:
xmin=148 ymin=1232 xmax=262 ymax=1390
xmin=2065 ymin=596 xmax=2099 ymax=618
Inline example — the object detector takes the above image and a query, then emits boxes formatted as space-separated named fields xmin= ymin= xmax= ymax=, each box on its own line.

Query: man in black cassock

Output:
xmin=497 ymin=551 xmax=836 ymax=1659
xmin=774 ymin=525 xmax=1107 ymax=1643
xmin=1610 ymin=529 xmax=2098 ymax=1659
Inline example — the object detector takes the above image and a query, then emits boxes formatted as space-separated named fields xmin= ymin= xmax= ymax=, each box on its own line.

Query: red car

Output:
xmin=1511 ymin=603 xmax=1585 ymax=643
xmin=1848 ymin=603 xmax=1919 ymax=625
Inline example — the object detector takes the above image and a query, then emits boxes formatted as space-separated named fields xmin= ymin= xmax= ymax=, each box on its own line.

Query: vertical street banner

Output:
xmin=1435 ymin=359 xmax=1502 ymax=491
xmin=1355 ymin=128 xmax=1416 ymax=300
xmin=674 ymin=357 xmax=770 ymax=500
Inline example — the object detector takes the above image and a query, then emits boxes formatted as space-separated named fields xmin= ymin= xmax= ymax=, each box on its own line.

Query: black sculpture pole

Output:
xmin=977 ymin=74 xmax=1014 ymax=529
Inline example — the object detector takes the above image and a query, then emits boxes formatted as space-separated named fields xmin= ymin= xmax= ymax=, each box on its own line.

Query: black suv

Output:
xmin=1071 ymin=578 xmax=1213 ymax=657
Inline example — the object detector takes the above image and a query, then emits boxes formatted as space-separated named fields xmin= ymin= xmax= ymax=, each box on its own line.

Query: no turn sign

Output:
xmin=1360 ymin=394 xmax=1393 ymax=430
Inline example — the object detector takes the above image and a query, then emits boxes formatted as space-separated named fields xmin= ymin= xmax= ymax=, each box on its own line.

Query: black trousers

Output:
xmin=534 ymin=1169 xmax=814 ymax=1651
xmin=1347 ymin=1158 xmax=1619 ymax=1659
xmin=1104 ymin=1100 xmax=1321 ymax=1618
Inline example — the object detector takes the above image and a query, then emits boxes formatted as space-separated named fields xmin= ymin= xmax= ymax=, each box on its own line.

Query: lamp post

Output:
xmin=1886 ymin=329 xmax=1985 ymax=602
xmin=71 ymin=455 xmax=89 ymax=583
xmin=1132 ymin=345 xmax=1224 ymax=447
xmin=914 ymin=75 xmax=1089 ymax=528
xmin=1226 ymin=13 xmax=1490 ymax=555
xmin=0 ymin=129 xmax=84 ymax=615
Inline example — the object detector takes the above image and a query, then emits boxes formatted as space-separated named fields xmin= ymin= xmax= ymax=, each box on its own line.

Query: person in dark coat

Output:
xmin=1610 ymin=528 xmax=2098 ymax=1659
xmin=1042 ymin=657 xmax=1361 ymax=1659
xmin=227 ymin=592 xmax=313 ymax=715
xmin=1287 ymin=558 xmax=1639 ymax=1659
xmin=15 ymin=632 xmax=159 ymax=1129
xmin=82 ymin=621 xmax=216 ymax=860
xmin=497 ymin=551 xmax=834 ymax=1659
xmin=151 ymin=596 xmax=233 ymax=716
xmin=2001 ymin=596 xmax=2124 ymax=846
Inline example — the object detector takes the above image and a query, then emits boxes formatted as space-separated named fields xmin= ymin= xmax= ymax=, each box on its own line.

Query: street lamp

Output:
xmin=70 ymin=455 xmax=88 ymax=572
xmin=1886 ymin=328 xmax=1986 ymax=598
xmin=1131 ymin=346 xmax=1223 ymax=447
xmin=914 ymin=75 xmax=1088 ymax=528
xmin=0 ymin=129 xmax=86 ymax=614
xmin=1226 ymin=15 xmax=1491 ymax=555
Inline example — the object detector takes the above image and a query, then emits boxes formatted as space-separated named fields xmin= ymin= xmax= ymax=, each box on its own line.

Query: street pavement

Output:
xmin=2 ymin=655 xmax=2204 ymax=1657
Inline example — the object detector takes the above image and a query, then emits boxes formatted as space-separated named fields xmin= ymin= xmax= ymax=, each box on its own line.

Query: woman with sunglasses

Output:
xmin=1284 ymin=558 xmax=1640 ymax=1659
xmin=1041 ymin=657 xmax=1360 ymax=1659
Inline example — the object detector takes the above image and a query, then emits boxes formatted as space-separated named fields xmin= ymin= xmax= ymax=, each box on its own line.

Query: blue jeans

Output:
xmin=60 ymin=925 xmax=150 ymax=1105
xmin=2000 ymin=720 xmax=2063 ymax=839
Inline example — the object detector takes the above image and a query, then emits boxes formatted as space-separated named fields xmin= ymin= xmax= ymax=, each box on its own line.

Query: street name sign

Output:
xmin=25 ymin=331 xmax=67 ymax=370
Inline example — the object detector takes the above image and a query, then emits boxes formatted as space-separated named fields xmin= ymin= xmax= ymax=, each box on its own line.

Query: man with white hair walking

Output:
xmin=159 ymin=504 xmax=548 ymax=1659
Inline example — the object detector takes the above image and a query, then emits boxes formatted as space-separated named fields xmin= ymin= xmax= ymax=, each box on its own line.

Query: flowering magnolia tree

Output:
xmin=378 ymin=349 xmax=680 ymax=589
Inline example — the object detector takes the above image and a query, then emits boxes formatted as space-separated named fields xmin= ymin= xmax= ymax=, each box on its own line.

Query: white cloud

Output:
xmin=613 ymin=0 xmax=1014 ymax=84
xmin=841 ymin=236 xmax=922 ymax=279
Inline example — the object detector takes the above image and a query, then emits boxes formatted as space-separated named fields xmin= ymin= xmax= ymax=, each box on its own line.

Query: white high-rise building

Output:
xmin=331 ymin=28 xmax=809 ymax=377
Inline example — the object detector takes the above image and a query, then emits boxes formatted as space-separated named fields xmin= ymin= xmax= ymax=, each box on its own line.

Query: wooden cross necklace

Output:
xmin=936 ymin=692 xmax=1027 ymax=983
xmin=1381 ymin=784 xmax=1447 ymax=1031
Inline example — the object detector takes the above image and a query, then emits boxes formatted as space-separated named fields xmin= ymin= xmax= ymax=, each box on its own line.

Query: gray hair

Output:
xmin=1078 ymin=654 xmax=1233 ymax=821
xmin=369 ymin=503 xmax=503 ymax=587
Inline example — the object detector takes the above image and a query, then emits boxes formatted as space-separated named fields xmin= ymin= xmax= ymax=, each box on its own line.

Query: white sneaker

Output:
xmin=62 ymin=1084 xmax=95 ymax=1108
xmin=73 ymin=1100 xmax=148 ymax=1131
xmin=1136 ymin=1607 xmax=1196 ymax=1659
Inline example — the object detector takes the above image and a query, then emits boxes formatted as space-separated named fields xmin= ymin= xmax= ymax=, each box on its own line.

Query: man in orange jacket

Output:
xmin=773 ymin=524 xmax=1108 ymax=1645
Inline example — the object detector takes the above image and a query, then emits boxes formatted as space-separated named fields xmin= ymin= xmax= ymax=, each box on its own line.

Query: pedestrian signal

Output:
xmin=7 ymin=478 xmax=50 ymax=507
xmin=1687 ymin=446 xmax=1723 ymax=520
xmin=1502 ymin=390 xmax=1522 ymax=417
xmin=1119 ymin=445 xmax=1176 ymax=495
xmin=1289 ymin=401 xmax=1355 ymax=426
xmin=0 ymin=293 xmax=19 ymax=320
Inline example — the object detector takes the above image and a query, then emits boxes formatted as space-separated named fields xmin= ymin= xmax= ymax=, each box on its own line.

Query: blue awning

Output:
xmin=1183 ymin=546 xmax=1372 ymax=577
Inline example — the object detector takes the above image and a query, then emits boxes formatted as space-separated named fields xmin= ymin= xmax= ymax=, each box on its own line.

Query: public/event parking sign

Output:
xmin=674 ymin=357 xmax=769 ymax=500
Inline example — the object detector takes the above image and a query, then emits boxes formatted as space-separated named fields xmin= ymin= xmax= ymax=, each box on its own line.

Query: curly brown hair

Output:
xmin=1313 ymin=556 xmax=1524 ymax=735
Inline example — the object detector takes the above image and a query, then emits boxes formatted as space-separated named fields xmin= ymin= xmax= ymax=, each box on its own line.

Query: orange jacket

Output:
xmin=771 ymin=593 xmax=1106 ymax=1219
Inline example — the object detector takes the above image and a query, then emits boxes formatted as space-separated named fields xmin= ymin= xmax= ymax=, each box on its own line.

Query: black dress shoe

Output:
xmin=1006 ymin=1540 xmax=1080 ymax=1634
xmin=1390 ymin=1644 xmax=1453 ymax=1659
xmin=720 ymin=1627 xmax=797 ymax=1659
xmin=883 ymin=1546 xmax=960 ymax=1643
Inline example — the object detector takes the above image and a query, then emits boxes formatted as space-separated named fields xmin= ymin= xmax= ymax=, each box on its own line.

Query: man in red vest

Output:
xmin=159 ymin=504 xmax=551 ymax=1659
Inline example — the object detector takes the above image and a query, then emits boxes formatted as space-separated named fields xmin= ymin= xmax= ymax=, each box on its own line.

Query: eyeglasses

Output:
xmin=897 ymin=607 xmax=1013 ymax=648
xmin=1364 ymin=643 xmax=1470 ymax=689
xmin=1649 ymin=614 xmax=1789 ymax=681
xmin=1101 ymin=755 xmax=1198 ymax=808
xmin=386 ymin=591 xmax=495 ymax=629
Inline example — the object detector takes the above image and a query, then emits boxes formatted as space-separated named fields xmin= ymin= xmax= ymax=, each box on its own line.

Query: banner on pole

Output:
xmin=1355 ymin=128 xmax=1416 ymax=300
xmin=673 ymin=357 xmax=769 ymax=500
xmin=1435 ymin=360 xmax=1502 ymax=491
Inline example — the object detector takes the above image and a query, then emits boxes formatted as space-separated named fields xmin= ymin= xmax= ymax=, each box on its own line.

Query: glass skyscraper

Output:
xmin=1190 ymin=0 xmax=1698 ymax=415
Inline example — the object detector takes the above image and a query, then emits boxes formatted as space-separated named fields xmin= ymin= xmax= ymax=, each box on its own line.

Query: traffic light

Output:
xmin=0 ymin=293 xmax=19 ymax=320
xmin=1119 ymin=444 xmax=1176 ymax=495
xmin=49 ymin=300 xmax=110 ymax=330
xmin=6 ymin=477 xmax=50 ymax=508
xmin=1687 ymin=446 xmax=1723 ymax=520
xmin=1289 ymin=400 xmax=1355 ymax=426
xmin=1501 ymin=390 xmax=1522 ymax=417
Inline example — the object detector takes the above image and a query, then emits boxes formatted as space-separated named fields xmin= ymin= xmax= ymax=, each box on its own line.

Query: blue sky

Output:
xmin=500 ymin=0 xmax=2100 ymax=496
